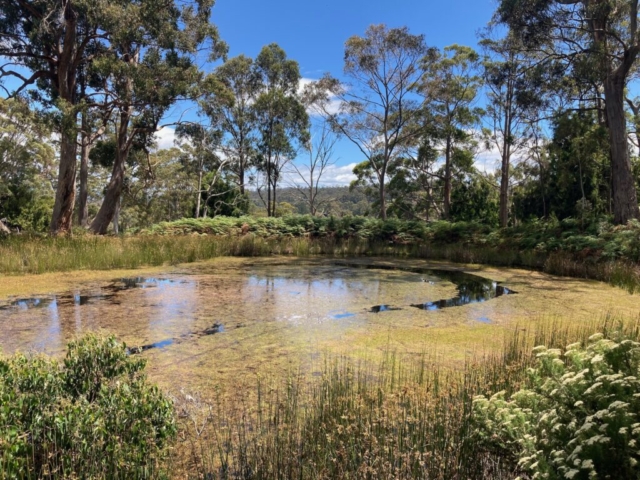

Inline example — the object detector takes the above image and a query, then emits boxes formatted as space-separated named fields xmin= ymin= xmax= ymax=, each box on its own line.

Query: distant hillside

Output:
xmin=248 ymin=186 xmax=372 ymax=216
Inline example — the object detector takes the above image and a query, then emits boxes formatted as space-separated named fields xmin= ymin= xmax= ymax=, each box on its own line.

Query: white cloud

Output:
xmin=299 ymin=77 xmax=343 ymax=117
xmin=154 ymin=127 xmax=178 ymax=150
xmin=285 ymin=162 xmax=357 ymax=188
xmin=474 ymin=144 xmax=502 ymax=173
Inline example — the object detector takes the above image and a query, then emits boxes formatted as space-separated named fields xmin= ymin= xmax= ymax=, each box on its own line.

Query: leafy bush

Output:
xmin=0 ymin=335 xmax=175 ymax=478
xmin=473 ymin=334 xmax=640 ymax=479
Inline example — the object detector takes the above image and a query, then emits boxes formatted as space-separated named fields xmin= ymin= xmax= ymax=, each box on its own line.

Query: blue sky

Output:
xmin=158 ymin=0 xmax=500 ymax=186
xmin=212 ymin=0 xmax=496 ymax=77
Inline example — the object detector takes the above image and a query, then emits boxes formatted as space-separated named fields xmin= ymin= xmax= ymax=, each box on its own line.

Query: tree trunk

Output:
xmin=267 ymin=163 xmax=272 ymax=217
xmin=49 ymin=2 xmax=79 ymax=235
xmin=90 ymin=111 xmax=130 ymax=234
xmin=499 ymin=92 xmax=513 ymax=228
xmin=499 ymin=149 xmax=510 ymax=228
xmin=113 ymin=197 xmax=120 ymax=235
xmin=50 ymin=129 xmax=78 ymax=234
xmin=239 ymin=157 xmax=245 ymax=195
xmin=238 ymin=133 xmax=246 ymax=195
xmin=379 ymin=168 xmax=387 ymax=220
xmin=78 ymin=121 xmax=91 ymax=227
xmin=309 ymin=182 xmax=315 ymax=216
xmin=443 ymin=136 xmax=452 ymax=220
xmin=90 ymin=149 xmax=126 ymax=234
xmin=195 ymin=168 xmax=203 ymax=219
xmin=604 ymin=75 xmax=640 ymax=224
xmin=272 ymin=175 xmax=278 ymax=216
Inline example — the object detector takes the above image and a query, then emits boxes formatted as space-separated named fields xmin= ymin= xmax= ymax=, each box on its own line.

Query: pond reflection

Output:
xmin=0 ymin=263 xmax=515 ymax=355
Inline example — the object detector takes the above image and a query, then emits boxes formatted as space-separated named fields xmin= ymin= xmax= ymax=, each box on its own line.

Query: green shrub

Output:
xmin=0 ymin=335 xmax=175 ymax=478
xmin=473 ymin=334 xmax=640 ymax=480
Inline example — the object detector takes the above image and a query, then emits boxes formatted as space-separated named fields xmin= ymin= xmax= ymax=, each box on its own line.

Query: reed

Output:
xmin=2 ymin=234 xmax=639 ymax=292
xmin=171 ymin=314 xmax=640 ymax=479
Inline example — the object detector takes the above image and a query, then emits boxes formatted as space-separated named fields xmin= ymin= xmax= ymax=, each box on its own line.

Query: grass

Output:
xmin=169 ymin=314 xmax=640 ymax=479
xmin=5 ymin=313 xmax=638 ymax=479
xmin=1 ymin=230 xmax=639 ymax=293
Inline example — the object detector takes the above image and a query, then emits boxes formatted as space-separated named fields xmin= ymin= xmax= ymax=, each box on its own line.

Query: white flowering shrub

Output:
xmin=473 ymin=334 xmax=640 ymax=479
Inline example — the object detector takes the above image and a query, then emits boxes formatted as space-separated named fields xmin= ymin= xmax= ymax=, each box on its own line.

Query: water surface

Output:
xmin=0 ymin=258 xmax=635 ymax=391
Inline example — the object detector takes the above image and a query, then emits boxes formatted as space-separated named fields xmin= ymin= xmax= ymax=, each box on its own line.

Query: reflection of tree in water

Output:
xmin=0 ymin=264 xmax=517 ymax=355
xmin=411 ymin=275 xmax=516 ymax=311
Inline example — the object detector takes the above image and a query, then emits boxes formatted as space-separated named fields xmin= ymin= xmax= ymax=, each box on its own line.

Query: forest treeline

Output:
xmin=2 ymin=1 xmax=640 ymax=235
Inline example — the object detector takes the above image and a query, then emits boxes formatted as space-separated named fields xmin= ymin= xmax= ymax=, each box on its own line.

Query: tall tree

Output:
xmin=77 ymin=75 xmax=110 ymax=227
xmin=315 ymin=25 xmax=427 ymax=219
xmin=201 ymin=55 xmax=260 ymax=195
xmin=176 ymin=123 xmax=223 ymax=218
xmin=481 ymin=33 xmax=536 ymax=227
xmin=253 ymin=44 xmax=309 ymax=217
xmin=0 ymin=97 xmax=56 ymax=231
xmin=497 ymin=0 xmax=640 ymax=224
xmin=418 ymin=44 xmax=484 ymax=219
xmin=0 ymin=0 xmax=106 ymax=234
xmin=88 ymin=0 xmax=225 ymax=234
xmin=289 ymin=120 xmax=338 ymax=216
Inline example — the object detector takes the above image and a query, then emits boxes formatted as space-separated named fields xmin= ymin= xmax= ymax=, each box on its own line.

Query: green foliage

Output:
xmin=0 ymin=335 xmax=175 ymax=478
xmin=0 ymin=215 xmax=638 ymax=291
xmin=473 ymin=334 xmax=640 ymax=479
xmin=513 ymin=112 xmax=610 ymax=223
xmin=450 ymin=175 xmax=499 ymax=226
xmin=325 ymin=24 xmax=427 ymax=219
xmin=253 ymin=44 xmax=309 ymax=217
xmin=249 ymin=186 xmax=371 ymax=217
xmin=176 ymin=317 xmax=640 ymax=480
xmin=141 ymin=215 xmax=640 ymax=262
xmin=0 ymin=98 xmax=56 ymax=232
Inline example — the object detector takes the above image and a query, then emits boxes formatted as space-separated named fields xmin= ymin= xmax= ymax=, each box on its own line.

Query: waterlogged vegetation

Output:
xmin=4 ymin=315 xmax=640 ymax=479
xmin=2 ymin=215 xmax=639 ymax=294
xmin=169 ymin=317 xmax=640 ymax=479
xmin=1 ymin=230 xmax=639 ymax=479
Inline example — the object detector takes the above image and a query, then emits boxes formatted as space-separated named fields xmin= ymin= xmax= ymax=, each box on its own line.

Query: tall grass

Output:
xmin=171 ymin=314 xmax=640 ymax=480
xmin=3 ymin=233 xmax=639 ymax=292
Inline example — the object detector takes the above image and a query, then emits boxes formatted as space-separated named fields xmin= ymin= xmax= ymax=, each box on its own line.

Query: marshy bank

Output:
xmin=4 ymin=315 xmax=640 ymax=479
xmin=2 ymin=220 xmax=640 ymax=478
xmin=1 ymin=216 xmax=639 ymax=293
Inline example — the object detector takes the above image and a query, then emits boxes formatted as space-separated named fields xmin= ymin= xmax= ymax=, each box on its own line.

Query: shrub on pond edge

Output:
xmin=0 ymin=335 xmax=175 ymax=479
xmin=473 ymin=334 xmax=640 ymax=480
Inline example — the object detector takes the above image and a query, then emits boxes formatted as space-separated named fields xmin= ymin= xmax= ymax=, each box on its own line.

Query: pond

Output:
xmin=0 ymin=257 xmax=637 ymax=392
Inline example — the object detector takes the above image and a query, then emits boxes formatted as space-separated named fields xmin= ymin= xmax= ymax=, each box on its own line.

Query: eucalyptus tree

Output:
xmin=122 ymin=147 xmax=196 ymax=228
xmin=253 ymin=44 xmax=309 ymax=217
xmin=0 ymin=97 xmax=56 ymax=230
xmin=176 ymin=123 xmax=223 ymax=218
xmin=417 ymin=44 xmax=484 ymax=219
xmin=314 ymin=25 xmax=427 ymax=219
xmin=481 ymin=32 xmax=540 ymax=227
xmin=88 ymin=0 xmax=226 ymax=234
xmin=496 ymin=0 xmax=640 ymax=224
xmin=201 ymin=55 xmax=260 ymax=195
xmin=0 ymin=0 xmax=108 ymax=233
xmin=77 ymin=70 xmax=111 ymax=227
xmin=0 ymin=0 xmax=225 ymax=234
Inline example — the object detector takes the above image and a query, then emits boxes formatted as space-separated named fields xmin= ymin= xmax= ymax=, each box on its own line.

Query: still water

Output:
xmin=0 ymin=261 xmax=514 ymax=356
xmin=0 ymin=258 xmax=635 ymax=390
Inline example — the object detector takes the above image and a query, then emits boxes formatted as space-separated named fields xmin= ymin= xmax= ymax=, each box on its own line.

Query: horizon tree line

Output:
xmin=1 ymin=0 xmax=640 ymax=233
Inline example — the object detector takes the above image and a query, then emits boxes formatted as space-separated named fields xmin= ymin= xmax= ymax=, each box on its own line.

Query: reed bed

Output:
xmin=170 ymin=314 xmax=640 ymax=480
xmin=2 ymin=234 xmax=639 ymax=293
